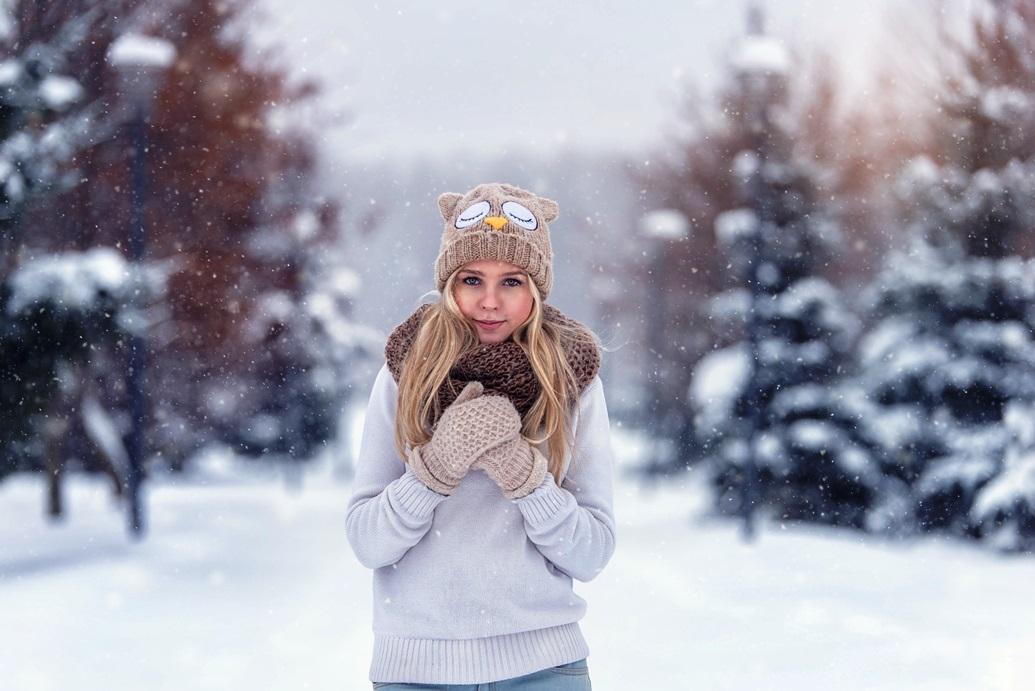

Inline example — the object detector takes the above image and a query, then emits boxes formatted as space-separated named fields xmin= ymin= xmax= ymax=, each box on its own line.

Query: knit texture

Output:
xmin=384 ymin=302 xmax=601 ymax=423
xmin=435 ymin=182 xmax=557 ymax=299
xmin=406 ymin=381 xmax=523 ymax=496
xmin=472 ymin=435 xmax=549 ymax=500
xmin=345 ymin=363 xmax=617 ymax=684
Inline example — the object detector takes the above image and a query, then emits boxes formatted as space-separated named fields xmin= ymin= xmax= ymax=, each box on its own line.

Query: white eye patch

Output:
xmin=455 ymin=200 xmax=491 ymax=229
xmin=501 ymin=201 xmax=537 ymax=230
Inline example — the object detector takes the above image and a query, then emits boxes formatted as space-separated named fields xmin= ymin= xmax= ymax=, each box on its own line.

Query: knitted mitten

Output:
xmin=407 ymin=381 xmax=522 ymax=496
xmin=471 ymin=412 xmax=550 ymax=499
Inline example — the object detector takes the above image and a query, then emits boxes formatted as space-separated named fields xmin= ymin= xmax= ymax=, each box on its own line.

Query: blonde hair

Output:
xmin=393 ymin=268 xmax=600 ymax=484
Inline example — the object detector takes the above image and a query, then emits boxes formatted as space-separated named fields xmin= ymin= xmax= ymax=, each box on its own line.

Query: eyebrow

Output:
xmin=460 ymin=269 xmax=525 ymax=277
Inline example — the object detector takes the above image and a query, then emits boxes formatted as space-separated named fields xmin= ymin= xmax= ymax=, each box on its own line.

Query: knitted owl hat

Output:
xmin=435 ymin=182 xmax=557 ymax=299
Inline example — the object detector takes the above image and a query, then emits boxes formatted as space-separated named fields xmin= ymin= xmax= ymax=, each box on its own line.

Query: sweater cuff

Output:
xmin=511 ymin=470 xmax=573 ymax=525
xmin=388 ymin=467 xmax=449 ymax=520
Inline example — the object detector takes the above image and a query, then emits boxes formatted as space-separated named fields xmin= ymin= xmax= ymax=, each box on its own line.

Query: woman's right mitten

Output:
xmin=474 ymin=435 xmax=550 ymax=500
xmin=406 ymin=381 xmax=522 ymax=495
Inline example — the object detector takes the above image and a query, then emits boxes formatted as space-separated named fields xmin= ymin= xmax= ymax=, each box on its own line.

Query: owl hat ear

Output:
xmin=437 ymin=192 xmax=463 ymax=221
xmin=538 ymin=197 xmax=559 ymax=223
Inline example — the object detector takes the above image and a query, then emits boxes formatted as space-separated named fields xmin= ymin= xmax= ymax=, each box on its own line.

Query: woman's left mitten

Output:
xmin=474 ymin=436 xmax=549 ymax=500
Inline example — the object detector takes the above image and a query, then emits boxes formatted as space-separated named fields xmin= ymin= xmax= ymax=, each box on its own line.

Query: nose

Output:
xmin=483 ymin=216 xmax=507 ymax=231
xmin=480 ymin=284 xmax=501 ymax=310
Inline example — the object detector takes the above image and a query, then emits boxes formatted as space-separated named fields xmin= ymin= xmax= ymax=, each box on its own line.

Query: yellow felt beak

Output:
xmin=483 ymin=216 xmax=507 ymax=231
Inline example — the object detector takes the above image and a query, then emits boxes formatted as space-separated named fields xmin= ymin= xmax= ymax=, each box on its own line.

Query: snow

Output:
xmin=954 ymin=320 xmax=1032 ymax=358
xmin=0 ymin=58 xmax=20 ymax=85
xmin=895 ymin=157 xmax=1035 ymax=239
xmin=979 ymin=86 xmax=1030 ymax=124
xmin=82 ymin=393 xmax=130 ymax=472
xmin=638 ymin=208 xmax=689 ymax=240
xmin=38 ymin=75 xmax=83 ymax=110
xmin=733 ymin=149 xmax=760 ymax=179
xmin=862 ymin=332 xmax=951 ymax=383
xmin=708 ymin=287 xmax=752 ymax=322
xmin=106 ymin=33 xmax=177 ymax=69
xmin=972 ymin=402 xmax=1035 ymax=530
xmin=895 ymin=156 xmax=941 ymax=196
xmin=714 ymin=207 xmax=759 ymax=246
xmin=769 ymin=277 xmax=859 ymax=342
xmin=690 ymin=344 xmax=750 ymax=427
xmin=292 ymin=209 xmax=320 ymax=240
xmin=973 ymin=449 xmax=1035 ymax=518
xmin=5 ymin=246 xmax=128 ymax=315
xmin=2 ymin=423 xmax=1033 ymax=690
xmin=0 ymin=154 xmax=15 ymax=192
xmin=916 ymin=454 xmax=999 ymax=497
xmin=759 ymin=336 xmax=830 ymax=368
xmin=731 ymin=34 xmax=791 ymax=75
xmin=789 ymin=418 xmax=837 ymax=450
xmin=327 ymin=266 xmax=362 ymax=298
xmin=256 ymin=289 xmax=294 ymax=322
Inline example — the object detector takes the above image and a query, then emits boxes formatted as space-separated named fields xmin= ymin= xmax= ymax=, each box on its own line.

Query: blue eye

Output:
xmin=461 ymin=277 xmax=523 ymax=287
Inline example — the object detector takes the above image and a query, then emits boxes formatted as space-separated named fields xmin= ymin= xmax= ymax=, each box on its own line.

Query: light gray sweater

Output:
xmin=345 ymin=363 xmax=617 ymax=684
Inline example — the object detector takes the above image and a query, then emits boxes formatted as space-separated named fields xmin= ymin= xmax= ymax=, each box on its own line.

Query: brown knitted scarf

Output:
xmin=384 ymin=302 xmax=601 ymax=420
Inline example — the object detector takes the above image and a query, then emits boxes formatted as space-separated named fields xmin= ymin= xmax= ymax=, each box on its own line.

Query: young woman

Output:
xmin=346 ymin=182 xmax=617 ymax=690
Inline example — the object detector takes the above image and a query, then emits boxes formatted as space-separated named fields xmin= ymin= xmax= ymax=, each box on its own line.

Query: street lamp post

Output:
xmin=638 ymin=209 xmax=689 ymax=475
xmin=732 ymin=1 xmax=788 ymax=542
xmin=106 ymin=34 xmax=176 ymax=539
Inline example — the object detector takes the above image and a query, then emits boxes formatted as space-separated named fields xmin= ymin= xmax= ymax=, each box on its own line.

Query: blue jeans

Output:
xmin=371 ymin=658 xmax=591 ymax=690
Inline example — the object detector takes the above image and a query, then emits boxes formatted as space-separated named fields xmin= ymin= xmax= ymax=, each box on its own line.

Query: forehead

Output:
xmin=459 ymin=259 xmax=525 ymax=275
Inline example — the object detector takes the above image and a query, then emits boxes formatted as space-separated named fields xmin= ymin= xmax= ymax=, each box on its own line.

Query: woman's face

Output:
xmin=452 ymin=259 xmax=534 ymax=344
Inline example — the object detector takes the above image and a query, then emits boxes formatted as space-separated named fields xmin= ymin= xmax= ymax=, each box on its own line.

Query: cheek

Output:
xmin=453 ymin=289 xmax=474 ymax=315
xmin=512 ymin=290 xmax=533 ymax=317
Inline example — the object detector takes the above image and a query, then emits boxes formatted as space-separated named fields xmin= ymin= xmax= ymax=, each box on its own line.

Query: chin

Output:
xmin=477 ymin=328 xmax=514 ymax=344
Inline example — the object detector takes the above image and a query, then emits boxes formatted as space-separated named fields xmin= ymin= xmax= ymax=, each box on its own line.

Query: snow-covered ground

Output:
xmin=2 ymin=426 xmax=1033 ymax=691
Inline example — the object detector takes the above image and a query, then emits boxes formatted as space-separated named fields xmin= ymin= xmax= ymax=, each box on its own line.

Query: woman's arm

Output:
xmin=511 ymin=376 xmax=617 ymax=582
xmin=345 ymin=363 xmax=448 ymax=569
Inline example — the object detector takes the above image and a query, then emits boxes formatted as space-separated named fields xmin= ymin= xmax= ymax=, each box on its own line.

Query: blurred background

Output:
xmin=2 ymin=0 xmax=1035 ymax=689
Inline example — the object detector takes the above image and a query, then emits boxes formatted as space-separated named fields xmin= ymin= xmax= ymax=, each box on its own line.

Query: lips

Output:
xmin=475 ymin=319 xmax=504 ymax=329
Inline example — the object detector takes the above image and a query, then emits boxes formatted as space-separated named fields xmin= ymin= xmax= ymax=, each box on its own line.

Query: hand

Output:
xmin=473 ymin=433 xmax=550 ymax=500
xmin=407 ymin=381 xmax=522 ymax=495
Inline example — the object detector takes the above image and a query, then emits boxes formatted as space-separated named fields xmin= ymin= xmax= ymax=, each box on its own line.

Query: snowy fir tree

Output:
xmin=688 ymin=7 xmax=885 ymax=529
xmin=0 ymin=3 xmax=101 ymax=254
xmin=629 ymin=4 xmax=873 ymax=480
xmin=627 ymin=21 xmax=768 ymax=476
xmin=972 ymin=399 xmax=1035 ymax=552
xmin=0 ymin=248 xmax=171 ymax=513
xmin=223 ymin=140 xmax=382 ymax=466
xmin=854 ymin=0 xmax=1035 ymax=550
xmin=2 ymin=0 xmax=375 ymax=524
xmin=19 ymin=0 xmax=372 ymax=474
xmin=0 ymin=3 xmax=122 ymax=485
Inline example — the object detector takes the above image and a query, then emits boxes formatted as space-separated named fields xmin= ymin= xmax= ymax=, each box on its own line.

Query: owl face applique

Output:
xmin=453 ymin=197 xmax=538 ymax=232
xmin=439 ymin=182 xmax=557 ymax=237
xmin=434 ymin=182 xmax=559 ymax=299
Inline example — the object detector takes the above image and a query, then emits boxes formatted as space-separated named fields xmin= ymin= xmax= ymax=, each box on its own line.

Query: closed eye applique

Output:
xmin=455 ymin=200 xmax=491 ymax=229
xmin=501 ymin=201 xmax=537 ymax=230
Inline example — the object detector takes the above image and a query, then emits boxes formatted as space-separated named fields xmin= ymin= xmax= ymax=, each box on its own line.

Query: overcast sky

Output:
xmin=251 ymin=0 xmax=946 ymax=162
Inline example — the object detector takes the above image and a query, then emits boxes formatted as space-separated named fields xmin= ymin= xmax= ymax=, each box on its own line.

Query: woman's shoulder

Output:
xmin=582 ymin=373 xmax=603 ymax=395
xmin=368 ymin=362 xmax=399 ymax=406
xmin=577 ymin=373 xmax=605 ymax=409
